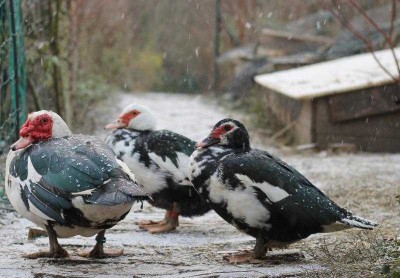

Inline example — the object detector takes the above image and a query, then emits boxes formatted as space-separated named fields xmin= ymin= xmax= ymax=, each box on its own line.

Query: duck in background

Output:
xmin=189 ymin=118 xmax=378 ymax=262
xmin=6 ymin=110 xmax=148 ymax=258
xmin=105 ymin=104 xmax=211 ymax=233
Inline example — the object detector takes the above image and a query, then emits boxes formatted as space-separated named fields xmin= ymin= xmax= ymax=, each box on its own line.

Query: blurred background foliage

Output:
xmin=21 ymin=0 xmax=391 ymax=132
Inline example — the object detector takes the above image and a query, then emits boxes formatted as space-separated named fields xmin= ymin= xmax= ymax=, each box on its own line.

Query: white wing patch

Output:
xmin=26 ymin=156 xmax=43 ymax=184
xmin=208 ymin=173 xmax=271 ymax=229
xmin=110 ymin=136 xmax=166 ymax=194
xmin=235 ymin=174 xmax=290 ymax=202
xmin=149 ymin=151 xmax=189 ymax=185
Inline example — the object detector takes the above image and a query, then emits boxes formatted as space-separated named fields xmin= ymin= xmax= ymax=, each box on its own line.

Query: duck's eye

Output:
xmin=224 ymin=125 xmax=232 ymax=131
xmin=41 ymin=118 xmax=48 ymax=124
xmin=131 ymin=111 xmax=137 ymax=115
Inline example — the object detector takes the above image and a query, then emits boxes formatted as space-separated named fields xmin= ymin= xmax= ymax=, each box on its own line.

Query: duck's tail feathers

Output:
xmin=87 ymin=179 xmax=149 ymax=206
xmin=339 ymin=214 xmax=379 ymax=230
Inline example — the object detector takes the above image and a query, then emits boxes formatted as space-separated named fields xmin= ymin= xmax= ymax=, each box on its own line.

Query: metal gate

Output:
xmin=0 ymin=0 xmax=26 ymax=151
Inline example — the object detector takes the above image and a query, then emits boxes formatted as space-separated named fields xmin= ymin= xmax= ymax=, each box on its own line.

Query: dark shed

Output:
xmin=255 ymin=48 xmax=400 ymax=152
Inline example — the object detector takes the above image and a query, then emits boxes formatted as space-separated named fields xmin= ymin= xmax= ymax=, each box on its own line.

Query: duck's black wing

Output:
xmin=138 ymin=130 xmax=196 ymax=185
xmin=217 ymin=149 xmax=375 ymax=236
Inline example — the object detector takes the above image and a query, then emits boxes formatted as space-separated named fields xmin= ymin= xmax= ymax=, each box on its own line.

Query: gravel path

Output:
xmin=0 ymin=92 xmax=398 ymax=277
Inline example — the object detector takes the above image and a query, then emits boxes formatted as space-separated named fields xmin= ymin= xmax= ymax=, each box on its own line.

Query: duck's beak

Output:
xmin=196 ymin=136 xmax=220 ymax=149
xmin=10 ymin=136 xmax=33 ymax=151
xmin=104 ymin=119 xmax=126 ymax=130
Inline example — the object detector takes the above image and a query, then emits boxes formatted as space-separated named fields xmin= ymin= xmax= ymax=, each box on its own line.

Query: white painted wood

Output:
xmin=255 ymin=47 xmax=400 ymax=99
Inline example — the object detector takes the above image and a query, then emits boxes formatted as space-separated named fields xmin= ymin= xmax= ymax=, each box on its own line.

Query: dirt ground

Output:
xmin=0 ymin=92 xmax=399 ymax=277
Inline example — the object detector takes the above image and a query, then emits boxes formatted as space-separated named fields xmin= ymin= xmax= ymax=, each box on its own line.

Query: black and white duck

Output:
xmin=188 ymin=118 xmax=378 ymax=262
xmin=6 ymin=110 xmax=147 ymax=259
xmin=105 ymin=104 xmax=211 ymax=233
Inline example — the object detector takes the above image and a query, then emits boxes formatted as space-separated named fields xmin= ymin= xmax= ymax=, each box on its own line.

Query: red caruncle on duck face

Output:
xmin=104 ymin=109 xmax=141 ymax=130
xmin=120 ymin=109 xmax=141 ymax=125
xmin=11 ymin=113 xmax=53 ymax=151
xmin=197 ymin=123 xmax=235 ymax=149
xmin=20 ymin=114 xmax=53 ymax=140
xmin=211 ymin=124 xmax=234 ymax=139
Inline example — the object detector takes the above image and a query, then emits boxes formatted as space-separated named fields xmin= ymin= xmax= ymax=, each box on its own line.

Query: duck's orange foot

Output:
xmin=137 ymin=219 xmax=167 ymax=229
xmin=145 ymin=222 xmax=178 ymax=234
xmin=22 ymin=248 xmax=69 ymax=259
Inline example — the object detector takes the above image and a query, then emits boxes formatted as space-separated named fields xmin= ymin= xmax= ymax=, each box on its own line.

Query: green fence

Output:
xmin=0 ymin=0 xmax=27 ymax=152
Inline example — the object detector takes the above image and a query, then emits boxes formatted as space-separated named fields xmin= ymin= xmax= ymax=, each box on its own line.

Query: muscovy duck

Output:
xmin=188 ymin=119 xmax=378 ymax=262
xmin=105 ymin=104 xmax=210 ymax=233
xmin=6 ymin=111 xmax=147 ymax=259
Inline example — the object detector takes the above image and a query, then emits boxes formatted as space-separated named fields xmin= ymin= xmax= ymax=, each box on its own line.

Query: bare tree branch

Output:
xmin=318 ymin=0 xmax=400 ymax=82
xmin=348 ymin=0 xmax=400 ymax=78
xmin=389 ymin=0 xmax=396 ymax=43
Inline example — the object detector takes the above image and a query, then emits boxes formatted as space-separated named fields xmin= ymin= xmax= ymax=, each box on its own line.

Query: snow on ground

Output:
xmin=0 ymin=92 xmax=398 ymax=277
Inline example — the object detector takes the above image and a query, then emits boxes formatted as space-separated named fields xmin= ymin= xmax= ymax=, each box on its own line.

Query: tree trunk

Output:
xmin=214 ymin=0 xmax=221 ymax=91
xmin=66 ymin=0 xmax=80 ymax=127
xmin=49 ymin=0 xmax=72 ymax=125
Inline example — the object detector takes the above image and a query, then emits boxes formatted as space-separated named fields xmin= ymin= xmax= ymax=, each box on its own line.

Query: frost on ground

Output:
xmin=0 ymin=92 xmax=399 ymax=277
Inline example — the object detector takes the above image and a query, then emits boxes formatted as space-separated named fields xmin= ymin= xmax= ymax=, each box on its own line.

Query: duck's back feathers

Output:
xmin=106 ymin=129 xmax=195 ymax=182
xmin=8 ymin=135 xmax=147 ymax=227
xmin=220 ymin=149 xmax=346 ymax=223
xmin=143 ymin=130 xmax=196 ymax=165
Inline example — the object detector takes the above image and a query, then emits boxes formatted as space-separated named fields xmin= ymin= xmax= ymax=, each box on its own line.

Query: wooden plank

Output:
xmin=294 ymin=100 xmax=313 ymax=144
xmin=261 ymin=28 xmax=334 ymax=44
xmin=316 ymin=134 xmax=400 ymax=153
xmin=254 ymin=47 xmax=400 ymax=100
xmin=314 ymin=97 xmax=400 ymax=152
xmin=264 ymin=88 xmax=303 ymax=126
xmin=316 ymin=98 xmax=400 ymax=137
xmin=328 ymin=85 xmax=400 ymax=122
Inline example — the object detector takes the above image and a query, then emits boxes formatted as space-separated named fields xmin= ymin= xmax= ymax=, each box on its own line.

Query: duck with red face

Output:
xmin=189 ymin=118 xmax=378 ymax=262
xmin=12 ymin=113 xmax=57 ymax=150
xmin=6 ymin=110 xmax=147 ymax=259
xmin=105 ymin=104 xmax=211 ymax=234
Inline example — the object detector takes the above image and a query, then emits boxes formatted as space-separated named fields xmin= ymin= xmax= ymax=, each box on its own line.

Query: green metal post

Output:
xmin=8 ymin=0 xmax=26 ymax=137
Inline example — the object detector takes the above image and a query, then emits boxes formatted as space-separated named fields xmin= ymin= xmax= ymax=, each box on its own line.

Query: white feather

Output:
xmin=148 ymin=151 xmax=190 ymax=185
xmin=235 ymin=174 xmax=290 ymax=202
xmin=71 ymin=188 xmax=96 ymax=196
xmin=208 ymin=172 xmax=271 ymax=229
xmin=115 ymin=157 xmax=136 ymax=181
xmin=120 ymin=151 xmax=166 ymax=195
xmin=340 ymin=218 xmax=376 ymax=229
